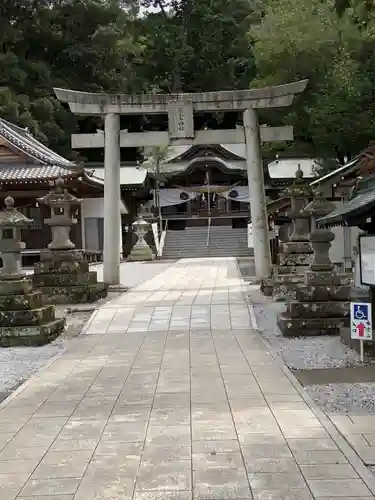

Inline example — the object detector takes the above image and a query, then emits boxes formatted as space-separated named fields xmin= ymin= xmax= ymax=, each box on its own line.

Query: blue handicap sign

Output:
xmin=353 ymin=304 xmax=369 ymax=321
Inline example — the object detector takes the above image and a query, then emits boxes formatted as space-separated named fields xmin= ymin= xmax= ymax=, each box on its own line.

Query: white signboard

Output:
xmin=151 ymin=223 xmax=160 ymax=255
xmin=350 ymin=302 xmax=372 ymax=340
xmin=359 ymin=235 xmax=375 ymax=286
xmin=168 ymin=101 xmax=194 ymax=139
xmin=247 ymin=223 xmax=254 ymax=249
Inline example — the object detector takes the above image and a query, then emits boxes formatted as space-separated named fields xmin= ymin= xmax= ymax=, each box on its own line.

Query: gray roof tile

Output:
xmin=0 ymin=119 xmax=74 ymax=167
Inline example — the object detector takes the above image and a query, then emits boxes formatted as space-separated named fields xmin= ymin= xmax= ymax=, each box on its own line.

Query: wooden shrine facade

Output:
xmin=0 ymin=118 xmax=149 ymax=259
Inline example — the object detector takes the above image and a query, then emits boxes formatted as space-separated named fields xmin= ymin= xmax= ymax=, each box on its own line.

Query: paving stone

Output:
xmin=307 ymin=479 xmax=372 ymax=497
xmin=193 ymin=464 xmax=251 ymax=500
xmin=146 ymin=425 xmax=191 ymax=447
xmin=300 ymin=463 xmax=358 ymax=479
xmin=19 ymin=477 xmax=81 ymax=497
xmin=192 ymin=439 xmax=241 ymax=454
xmin=133 ymin=492 xmax=192 ymax=500
xmin=31 ymin=450 xmax=93 ymax=479
xmin=142 ymin=445 xmax=191 ymax=460
xmin=150 ymin=407 xmax=190 ymax=426
xmin=248 ymin=472 xmax=307 ymax=490
xmin=287 ymin=438 xmax=339 ymax=451
xmin=17 ymin=496 xmax=74 ymax=500
xmin=101 ymin=421 xmax=148 ymax=443
xmin=252 ymin=490 xmax=313 ymax=500
xmin=0 ymin=445 xmax=49 ymax=461
xmin=110 ymin=404 xmax=151 ymax=423
xmin=193 ymin=451 xmax=244 ymax=469
xmin=293 ymin=450 xmax=348 ymax=465
xmin=137 ymin=459 xmax=191 ymax=491
xmin=56 ymin=419 xmax=106 ymax=441
xmin=245 ymin=457 xmax=300 ymax=473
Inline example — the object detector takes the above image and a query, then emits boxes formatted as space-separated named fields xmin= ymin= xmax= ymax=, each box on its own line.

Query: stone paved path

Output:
xmin=0 ymin=257 xmax=374 ymax=499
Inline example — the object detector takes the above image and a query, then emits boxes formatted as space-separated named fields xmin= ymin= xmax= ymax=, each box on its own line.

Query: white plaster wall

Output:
xmin=329 ymin=225 xmax=345 ymax=265
xmin=328 ymin=200 xmax=361 ymax=268
xmin=81 ymin=198 xmax=122 ymax=252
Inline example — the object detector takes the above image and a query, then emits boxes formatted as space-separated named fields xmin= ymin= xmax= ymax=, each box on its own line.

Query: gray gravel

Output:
xmin=0 ymin=309 xmax=92 ymax=400
xmin=305 ymin=383 xmax=375 ymax=415
xmin=247 ymin=286 xmax=368 ymax=370
xmin=247 ymin=285 xmax=375 ymax=415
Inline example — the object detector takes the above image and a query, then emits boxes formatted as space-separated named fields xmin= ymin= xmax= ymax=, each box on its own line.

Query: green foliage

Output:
xmin=1 ymin=0 xmax=375 ymax=164
xmin=0 ymin=0 xmax=143 ymax=156
xmin=252 ymin=0 xmax=375 ymax=159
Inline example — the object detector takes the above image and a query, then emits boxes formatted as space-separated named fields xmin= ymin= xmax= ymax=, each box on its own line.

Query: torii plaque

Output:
xmin=54 ymin=81 xmax=308 ymax=285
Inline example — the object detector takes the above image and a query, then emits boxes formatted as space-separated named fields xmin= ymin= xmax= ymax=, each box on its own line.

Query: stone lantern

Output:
xmin=264 ymin=166 xmax=314 ymax=300
xmin=277 ymin=190 xmax=351 ymax=337
xmin=37 ymin=177 xmax=82 ymax=250
xmin=129 ymin=215 xmax=155 ymax=261
xmin=302 ymin=190 xmax=336 ymax=273
xmin=33 ymin=178 xmax=108 ymax=304
xmin=0 ymin=196 xmax=32 ymax=279
xmin=283 ymin=165 xmax=312 ymax=242
xmin=0 ymin=198 xmax=65 ymax=346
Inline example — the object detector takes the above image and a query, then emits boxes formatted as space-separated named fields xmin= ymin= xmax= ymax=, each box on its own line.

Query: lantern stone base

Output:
xmin=128 ymin=243 xmax=155 ymax=262
xmin=277 ymin=272 xmax=351 ymax=337
xmin=260 ymin=240 xmax=314 ymax=301
xmin=33 ymin=250 xmax=108 ymax=304
xmin=0 ymin=278 xmax=65 ymax=346
xmin=278 ymin=315 xmax=349 ymax=337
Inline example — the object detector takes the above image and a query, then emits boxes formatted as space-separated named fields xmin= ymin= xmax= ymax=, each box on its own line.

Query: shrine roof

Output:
xmin=318 ymin=176 xmax=375 ymax=227
xmin=310 ymin=156 xmax=359 ymax=187
xmin=0 ymin=163 xmax=76 ymax=182
xmin=0 ymin=119 xmax=75 ymax=168
xmin=85 ymin=166 xmax=147 ymax=188
xmin=268 ymin=158 xmax=319 ymax=179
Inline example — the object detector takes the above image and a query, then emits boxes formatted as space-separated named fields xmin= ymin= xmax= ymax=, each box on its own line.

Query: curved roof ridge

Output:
xmin=0 ymin=118 xmax=75 ymax=168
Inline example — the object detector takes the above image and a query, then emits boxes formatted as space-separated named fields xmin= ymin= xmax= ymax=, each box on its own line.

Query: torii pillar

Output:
xmin=54 ymin=81 xmax=308 ymax=284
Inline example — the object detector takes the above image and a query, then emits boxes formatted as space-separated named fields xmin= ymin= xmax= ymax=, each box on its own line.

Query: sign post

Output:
xmin=350 ymin=302 xmax=372 ymax=362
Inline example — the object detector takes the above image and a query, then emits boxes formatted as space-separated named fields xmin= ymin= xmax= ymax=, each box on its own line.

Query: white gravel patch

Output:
xmin=305 ymin=382 xmax=375 ymax=415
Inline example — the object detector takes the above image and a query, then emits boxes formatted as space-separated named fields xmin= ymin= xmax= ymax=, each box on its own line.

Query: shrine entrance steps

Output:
xmin=162 ymin=226 xmax=252 ymax=259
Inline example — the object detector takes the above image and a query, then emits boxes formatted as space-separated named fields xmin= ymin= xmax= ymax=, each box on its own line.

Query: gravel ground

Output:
xmin=246 ymin=284 xmax=375 ymax=415
xmin=306 ymin=383 xmax=375 ymax=415
xmin=247 ymin=285 xmax=367 ymax=370
xmin=0 ymin=307 xmax=93 ymax=401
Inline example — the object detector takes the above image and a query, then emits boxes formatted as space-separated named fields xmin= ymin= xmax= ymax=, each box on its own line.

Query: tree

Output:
xmin=135 ymin=0 xmax=258 ymax=93
xmin=141 ymin=145 xmax=173 ymax=228
xmin=0 ymin=0 xmax=143 ymax=156
xmin=252 ymin=0 xmax=375 ymax=161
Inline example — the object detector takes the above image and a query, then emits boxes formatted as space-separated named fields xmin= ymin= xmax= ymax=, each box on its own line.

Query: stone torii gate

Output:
xmin=54 ymin=80 xmax=308 ymax=285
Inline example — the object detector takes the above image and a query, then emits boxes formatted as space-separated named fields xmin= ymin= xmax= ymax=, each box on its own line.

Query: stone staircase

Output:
xmin=162 ymin=226 xmax=252 ymax=259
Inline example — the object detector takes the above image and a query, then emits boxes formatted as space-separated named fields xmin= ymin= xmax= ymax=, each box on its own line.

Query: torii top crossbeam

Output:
xmin=54 ymin=80 xmax=308 ymax=115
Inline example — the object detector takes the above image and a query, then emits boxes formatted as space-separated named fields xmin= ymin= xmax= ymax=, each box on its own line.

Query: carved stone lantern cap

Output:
xmin=0 ymin=197 xmax=32 ymax=227
xmin=283 ymin=164 xmax=312 ymax=198
xmin=37 ymin=177 xmax=82 ymax=207
xmin=302 ymin=189 xmax=335 ymax=218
